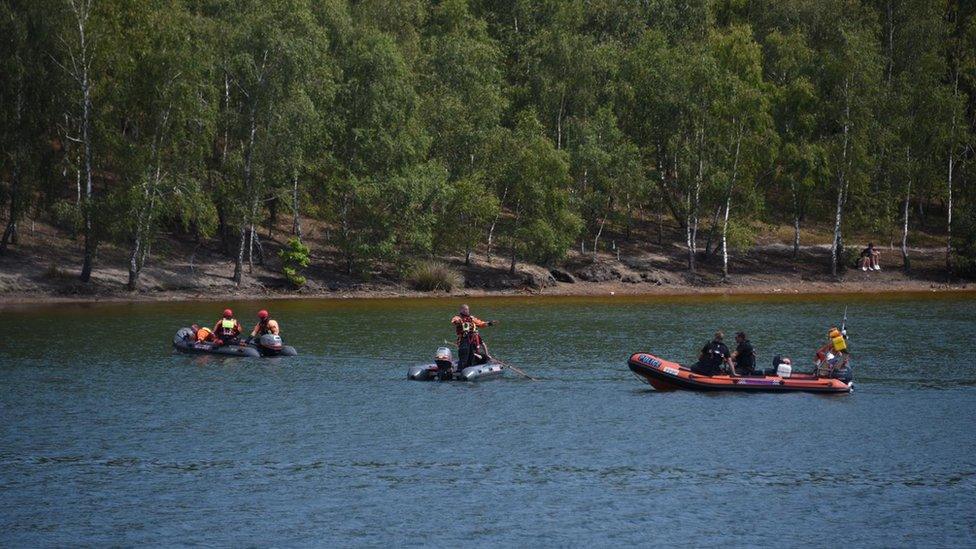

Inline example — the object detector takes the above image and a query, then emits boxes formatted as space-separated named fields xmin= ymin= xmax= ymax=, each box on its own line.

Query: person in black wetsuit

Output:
xmin=730 ymin=331 xmax=756 ymax=375
xmin=692 ymin=331 xmax=733 ymax=376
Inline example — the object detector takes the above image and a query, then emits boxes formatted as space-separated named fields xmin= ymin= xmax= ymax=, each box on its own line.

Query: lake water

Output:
xmin=1 ymin=294 xmax=974 ymax=546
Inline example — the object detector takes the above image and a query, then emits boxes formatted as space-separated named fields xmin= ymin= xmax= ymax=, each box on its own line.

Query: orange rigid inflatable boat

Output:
xmin=628 ymin=353 xmax=853 ymax=394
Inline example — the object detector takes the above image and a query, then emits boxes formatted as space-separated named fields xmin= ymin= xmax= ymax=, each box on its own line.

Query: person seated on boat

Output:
xmin=730 ymin=331 xmax=756 ymax=375
xmin=195 ymin=326 xmax=214 ymax=343
xmin=250 ymin=310 xmax=280 ymax=338
xmin=213 ymin=308 xmax=243 ymax=346
xmin=451 ymin=304 xmax=496 ymax=370
xmin=815 ymin=327 xmax=849 ymax=377
xmin=692 ymin=331 xmax=734 ymax=376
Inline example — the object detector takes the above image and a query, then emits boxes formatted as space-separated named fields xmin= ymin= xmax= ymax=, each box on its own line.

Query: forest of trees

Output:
xmin=1 ymin=0 xmax=975 ymax=289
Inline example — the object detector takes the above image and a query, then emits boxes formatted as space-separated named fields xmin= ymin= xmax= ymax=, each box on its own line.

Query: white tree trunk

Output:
xmin=486 ymin=184 xmax=508 ymax=264
xmin=830 ymin=78 xmax=851 ymax=278
xmin=721 ymin=122 xmax=743 ymax=280
xmin=292 ymin=171 xmax=303 ymax=242
xmin=901 ymin=151 xmax=912 ymax=273
xmin=947 ymin=153 xmax=953 ymax=270
xmin=593 ymin=196 xmax=611 ymax=260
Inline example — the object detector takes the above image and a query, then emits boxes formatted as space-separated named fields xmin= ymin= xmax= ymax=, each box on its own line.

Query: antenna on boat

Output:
xmin=841 ymin=306 xmax=848 ymax=338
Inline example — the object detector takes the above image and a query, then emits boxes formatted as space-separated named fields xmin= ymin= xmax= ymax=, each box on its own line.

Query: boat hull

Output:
xmin=628 ymin=353 xmax=851 ymax=394
xmin=173 ymin=327 xmax=297 ymax=358
xmin=408 ymin=361 xmax=505 ymax=381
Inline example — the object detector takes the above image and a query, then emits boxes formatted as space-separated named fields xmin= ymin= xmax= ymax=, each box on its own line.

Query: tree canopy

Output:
xmin=2 ymin=0 xmax=975 ymax=286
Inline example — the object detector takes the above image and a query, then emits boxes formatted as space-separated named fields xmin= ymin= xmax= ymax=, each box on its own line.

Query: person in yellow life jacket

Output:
xmin=212 ymin=308 xmax=243 ymax=345
xmin=815 ymin=326 xmax=850 ymax=376
xmin=250 ymin=310 xmax=280 ymax=337
xmin=450 ymin=304 xmax=496 ymax=370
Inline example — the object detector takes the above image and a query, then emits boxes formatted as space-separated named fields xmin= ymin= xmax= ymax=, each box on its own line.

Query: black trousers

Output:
xmin=691 ymin=361 xmax=722 ymax=376
xmin=457 ymin=338 xmax=486 ymax=370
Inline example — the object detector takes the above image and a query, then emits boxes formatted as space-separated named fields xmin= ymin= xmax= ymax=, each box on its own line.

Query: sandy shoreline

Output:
xmin=1 ymin=277 xmax=971 ymax=307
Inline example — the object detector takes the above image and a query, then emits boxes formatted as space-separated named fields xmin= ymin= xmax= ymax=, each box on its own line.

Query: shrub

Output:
xmin=278 ymin=238 xmax=310 ymax=289
xmin=841 ymin=246 xmax=861 ymax=271
xmin=43 ymin=264 xmax=70 ymax=280
xmin=50 ymin=201 xmax=82 ymax=234
xmin=405 ymin=261 xmax=462 ymax=292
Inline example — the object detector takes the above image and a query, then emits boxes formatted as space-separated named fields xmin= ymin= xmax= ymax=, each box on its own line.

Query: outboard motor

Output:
xmin=434 ymin=346 xmax=454 ymax=380
xmin=258 ymin=334 xmax=284 ymax=352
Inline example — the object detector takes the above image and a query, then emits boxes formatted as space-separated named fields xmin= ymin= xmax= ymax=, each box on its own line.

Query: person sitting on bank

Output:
xmin=815 ymin=326 xmax=850 ymax=377
xmin=451 ymin=304 xmax=496 ymax=371
xmin=730 ymin=331 xmax=756 ymax=376
xmin=250 ymin=309 xmax=280 ymax=338
xmin=859 ymin=243 xmax=881 ymax=271
xmin=692 ymin=331 xmax=735 ymax=376
xmin=213 ymin=308 xmax=243 ymax=346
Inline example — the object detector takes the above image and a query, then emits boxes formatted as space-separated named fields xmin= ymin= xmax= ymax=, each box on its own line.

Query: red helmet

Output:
xmin=223 ymin=308 xmax=233 ymax=318
xmin=257 ymin=310 xmax=269 ymax=320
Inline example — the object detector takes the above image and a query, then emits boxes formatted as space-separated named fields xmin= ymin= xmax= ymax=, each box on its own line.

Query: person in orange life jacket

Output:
xmin=212 ymin=308 xmax=243 ymax=345
xmin=815 ymin=326 xmax=849 ymax=375
xmin=451 ymin=304 xmax=497 ymax=370
xmin=250 ymin=310 xmax=280 ymax=338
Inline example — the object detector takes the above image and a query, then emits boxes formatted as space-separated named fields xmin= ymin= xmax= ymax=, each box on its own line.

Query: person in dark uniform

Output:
xmin=730 ymin=331 xmax=756 ymax=375
xmin=691 ymin=331 xmax=733 ymax=376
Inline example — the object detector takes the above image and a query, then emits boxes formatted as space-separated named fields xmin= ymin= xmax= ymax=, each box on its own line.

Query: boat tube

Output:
xmin=172 ymin=327 xmax=298 ymax=358
xmin=627 ymin=352 xmax=852 ymax=394
xmin=408 ymin=347 xmax=505 ymax=381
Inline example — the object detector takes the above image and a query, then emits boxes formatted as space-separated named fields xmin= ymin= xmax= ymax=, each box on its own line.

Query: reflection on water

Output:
xmin=1 ymin=294 xmax=974 ymax=546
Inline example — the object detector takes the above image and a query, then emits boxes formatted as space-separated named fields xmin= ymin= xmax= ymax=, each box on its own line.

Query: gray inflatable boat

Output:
xmin=173 ymin=327 xmax=298 ymax=358
xmin=408 ymin=347 xmax=505 ymax=381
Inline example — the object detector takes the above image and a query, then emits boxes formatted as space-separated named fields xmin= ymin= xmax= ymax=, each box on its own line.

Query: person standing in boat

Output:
xmin=451 ymin=304 xmax=496 ymax=370
xmin=730 ymin=332 xmax=756 ymax=375
xmin=815 ymin=327 xmax=850 ymax=378
xmin=691 ymin=331 xmax=735 ymax=376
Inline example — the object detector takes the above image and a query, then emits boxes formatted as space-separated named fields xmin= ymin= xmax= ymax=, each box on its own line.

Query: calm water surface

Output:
xmin=1 ymin=294 xmax=974 ymax=547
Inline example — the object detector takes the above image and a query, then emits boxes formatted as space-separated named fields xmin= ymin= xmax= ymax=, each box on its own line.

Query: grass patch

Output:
xmin=43 ymin=264 xmax=70 ymax=280
xmin=405 ymin=261 xmax=463 ymax=292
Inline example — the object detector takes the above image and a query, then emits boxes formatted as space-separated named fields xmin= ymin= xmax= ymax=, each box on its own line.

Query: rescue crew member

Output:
xmin=815 ymin=326 xmax=850 ymax=377
xmin=451 ymin=304 xmax=496 ymax=370
xmin=195 ymin=326 xmax=213 ymax=343
xmin=730 ymin=331 xmax=756 ymax=375
xmin=692 ymin=331 xmax=734 ymax=376
xmin=250 ymin=309 xmax=280 ymax=338
xmin=213 ymin=308 xmax=243 ymax=345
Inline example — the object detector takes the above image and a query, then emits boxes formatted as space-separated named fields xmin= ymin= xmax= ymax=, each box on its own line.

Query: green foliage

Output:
xmin=279 ymin=238 xmax=311 ymax=289
xmin=50 ymin=201 xmax=83 ymax=234
xmin=405 ymin=260 xmax=463 ymax=292
xmin=3 ymin=0 xmax=975 ymax=282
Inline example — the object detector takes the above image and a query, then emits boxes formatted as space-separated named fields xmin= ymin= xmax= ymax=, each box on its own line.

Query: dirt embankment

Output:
xmin=0 ymin=219 xmax=969 ymax=305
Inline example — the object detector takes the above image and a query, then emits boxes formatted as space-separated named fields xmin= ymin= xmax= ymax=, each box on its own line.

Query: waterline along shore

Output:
xmin=1 ymin=249 xmax=969 ymax=306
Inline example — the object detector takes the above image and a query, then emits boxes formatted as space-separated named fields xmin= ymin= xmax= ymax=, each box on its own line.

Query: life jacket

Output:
xmin=703 ymin=341 xmax=728 ymax=367
xmin=455 ymin=315 xmax=482 ymax=346
xmin=829 ymin=329 xmax=847 ymax=353
xmin=196 ymin=327 xmax=212 ymax=342
xmin=218 ymin=318 xmax=238 ymax=337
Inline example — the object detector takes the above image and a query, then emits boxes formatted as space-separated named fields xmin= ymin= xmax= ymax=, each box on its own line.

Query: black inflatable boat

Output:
xmin=172 ymin=327 xmax=298 ymax=358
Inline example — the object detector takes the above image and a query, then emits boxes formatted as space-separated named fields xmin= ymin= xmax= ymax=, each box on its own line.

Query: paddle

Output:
xmin=441 ymin=339 xmax=537 ymax=381
xmin=491 ymin=357 xmax=538 ymax=381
